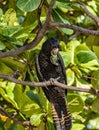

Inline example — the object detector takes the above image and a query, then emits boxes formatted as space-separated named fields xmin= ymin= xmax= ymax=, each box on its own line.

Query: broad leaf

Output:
xmin=52 ymin=10 xmax=73 ymax=35
xmin=14 ymin=85 xmax=40 ymax=117
xmin=67 ymin=93 xmax=85 ymax=114
xmin=17 ymin=0 xmax=41 ymax=12
xmin=93 ymin=46 xmax=99 ymax=58
xmin=0 ymin=58 xmax=25 ymax=72
xmin=30 ymin=113 xmax=43 ymax=126
xmin=92 ymin=98 xmax=99 ymax=114
xmin=26 ymin=90 xmax=43 ymax=109
xmin=76 ymin=50 xmax=97 ymax=63
xmin=0 ymin=87 xmax=18 ymax=109
xmin=60 ymin=51 xmax=72 ymax=67
xmin=91 ymin=69 xmax=99 ymax=89
xmin=66 ymin=69 xmax=75 ymax=85
xmin=0 ymin=41 xmax=6 ymax=50
xmin=72 ymin=123 xmax=85 ymax=130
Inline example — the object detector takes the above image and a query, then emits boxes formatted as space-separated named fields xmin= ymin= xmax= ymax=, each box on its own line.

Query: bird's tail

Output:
xmin=51 ymin=101 xmax=72 ymax=130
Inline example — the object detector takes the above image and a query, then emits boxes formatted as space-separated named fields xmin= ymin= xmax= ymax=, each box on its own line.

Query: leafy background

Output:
xmin=0 ymin=0 xmax=99 ymax=130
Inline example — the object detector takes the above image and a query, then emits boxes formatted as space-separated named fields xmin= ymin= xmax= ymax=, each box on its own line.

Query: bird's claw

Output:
xmin=49 ymin=78 xmax=55 ymax=85
xmin=49 ymin=77 xmax=60 ymax=85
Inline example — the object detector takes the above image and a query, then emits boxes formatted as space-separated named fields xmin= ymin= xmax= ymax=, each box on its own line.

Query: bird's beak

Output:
xmin=51 ymin=48 xmax=59 ymax=55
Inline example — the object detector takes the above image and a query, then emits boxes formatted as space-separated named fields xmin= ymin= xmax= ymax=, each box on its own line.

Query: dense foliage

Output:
xmin=0 ymin=0 xmax=99 ymax=130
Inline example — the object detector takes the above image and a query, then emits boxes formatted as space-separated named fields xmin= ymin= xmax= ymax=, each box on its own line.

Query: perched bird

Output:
xmin=35 ymin=38 xmax=72 ymax=130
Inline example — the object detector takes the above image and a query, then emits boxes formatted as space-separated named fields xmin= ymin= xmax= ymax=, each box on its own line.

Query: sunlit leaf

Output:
xmin=0 ymin=41 xmax=6 ymax=50
xmin=72 ymin=123 xmax=85 ymax=130
xmin=1 ymin=25 xmax=21 ymax=37
xmin=60 ymin=51 xmax=72 ymax=67
xmin=93 ymin=46 xmax=99 ymax=58
xmin=30 ymin=113 xmax=43 ymax=126
xmin=91 ymin=69 xmax=99 ymax=89
xmin=75 ymin=44 xmax=90 ymax=52
xmin=66 ymin=69 xmax=75 ymax=85
xmin=3 ymin=8 xmax=18 ymax=26
xmin=52 ymin=10 xmax=73 ymax=35
xmin=0 ymin=87 xmax=18 ymax=109
xmin=26 ymin=90 xmax=43 ymax=108
xmin=5 ymin=82 xmax=15 ymax=99
xmin=80 ymin=60 xmax=99 ymax=73
xmin=0 ymin=62 xmax=13 ymax=74
xmin=76 ymin=50 xmax=97 ymax=63
xmin=17 ymin=0 xmax=41 ymax=12
xmin=92 ymin=98 xmax=99 ymax=114
xmin=67 ymin=93 xmax=85 ymax=114
xmin=0 ymin=57 xmax=25 ymax=72
xmin=14 ymin=85 xmax=40 ymax=117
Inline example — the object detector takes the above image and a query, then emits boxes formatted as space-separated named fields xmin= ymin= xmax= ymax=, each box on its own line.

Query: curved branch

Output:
xmin=0 ymin=74 xmax=98 ymax=96
xmin=0 ymin=0 xmax=55 ymax=59
xmin=0 ymin=0 xmax=99 ymax=59
xmin=49 ymin=21 xmax=99 ymax=35
xmin=0 ymin=106 xmax=35 ymax=129
xmin=76 ymin=2 xmax=99 ymax=26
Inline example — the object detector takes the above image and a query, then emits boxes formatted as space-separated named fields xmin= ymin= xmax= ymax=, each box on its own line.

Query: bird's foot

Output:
xmin=49 ymin=77 xmax=60 ymax=85
xmin=49 ymin=78 xmax=55 ymax=85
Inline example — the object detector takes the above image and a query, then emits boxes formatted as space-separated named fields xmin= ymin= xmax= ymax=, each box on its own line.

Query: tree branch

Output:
xmin=0 ymin=74 xmax=99 ymax=96
xmin=49 ymin=21 xmax=99 ymax=35
xmin=0 ymin=0 xmax=55 ymax=59
xmin=0 ymin=106 xmax=35 ymax=130
xmin=76 ymin=2 xmax=99 ymax=26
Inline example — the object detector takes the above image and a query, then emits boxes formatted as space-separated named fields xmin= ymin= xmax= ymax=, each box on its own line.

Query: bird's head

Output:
xmin=41 ymin=38 xmax=60 ymax=56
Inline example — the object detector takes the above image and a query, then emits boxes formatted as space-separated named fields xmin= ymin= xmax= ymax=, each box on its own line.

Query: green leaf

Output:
xmin=0 ymin=57 xmax=25 ymax=72
xmin=0 ymin=87 xmax=18 ymax=109
xmin=60 ymin=51 xmax=72 ymax=67
xmin=17 ymin=0 xmax=41 ymax=12
xmin=46 ymin=121 xmax=55 ymax=130
xmin=16 ymin=124 xmax=25 ymax=130
xmin=52 ymin=10 xmax=73 ymax=35
xmin=91 ymin=69 xmax=99 ymax=89
xmin=0 ymin=62 xmax=13 ymax=74
xmin=92 ymin=98 xmax=99 ymax=114
xmin=93 ymin=46 xmax=99 ymax=58
xmin=72 ymin=123 xmax=85 ymax=130
xmin=1 ymin=25 xmax=21 ymax=37
xmin=3 ymin=8 xmax=18 ymax=26
xmin=76 ymin=50 xmax=97 ymax=63
xmin=0 ymin=41 xmax=6 ymax=50
xmin=75 ymin=44 xmax=90 ymax=52
xmin=0 ymin=8 xmax=3 ymax=16
xmin=80 ymin=60 xmax=99 ymax=73
xmin=26 ymin=90 xmax=43 ymax=108
xmin=14 ymin=85 xmax=42 ymax=118
xmin=30 ymin=113 xmax=43 ymax=126
xmin=67 ymin=93 xmax=85 ymax=114
xmin=5 ymin=82 xmax=15 ymax=99
xmin=66 ymin=69 xmax=75 ymax=85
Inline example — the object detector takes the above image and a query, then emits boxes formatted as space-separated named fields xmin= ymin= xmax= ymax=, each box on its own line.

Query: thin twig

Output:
xmin=0 ymin=106 xmax=35 ymax=129
xmin=0 ymin=74 xmax=99 ymax=96
xmin=76 ymin=2 xmax=99 ymax=26
xmin=49 ymin=21 xmax=99 ymax=35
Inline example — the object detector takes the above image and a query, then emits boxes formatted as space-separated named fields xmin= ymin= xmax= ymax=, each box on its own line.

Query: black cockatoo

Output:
xmin=35 ymin=38 xmax=72 ymax=130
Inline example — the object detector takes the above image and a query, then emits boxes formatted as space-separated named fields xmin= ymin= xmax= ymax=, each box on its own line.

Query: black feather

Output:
xmin=35 ymin=38 xmax=72 ymax=130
